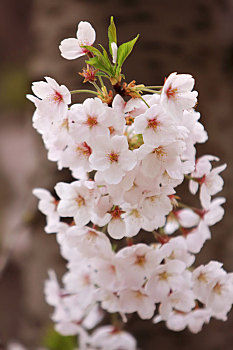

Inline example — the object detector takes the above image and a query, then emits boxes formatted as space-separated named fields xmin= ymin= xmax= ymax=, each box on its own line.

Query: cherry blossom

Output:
xmin=160 ymin=72 xmax=198 ymax=118
xmin=60 ymin=21 xmax=96 ymax=60
xmin=29 ymin=17 xmax=233 ymax=350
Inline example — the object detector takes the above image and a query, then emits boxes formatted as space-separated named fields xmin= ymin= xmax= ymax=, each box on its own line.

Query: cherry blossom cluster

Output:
xmin=28 ymin=19 xmax=233 ymax=349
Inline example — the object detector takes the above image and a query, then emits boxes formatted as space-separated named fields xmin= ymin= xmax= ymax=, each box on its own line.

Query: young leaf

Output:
xmin=82 ymin=45 xmax=102 ymax=58
xmin=95 ymin=71 xmax=110 ymax=78
xmin=108 ymin=16 xmax=117 ymax=55
xmin=117 ymin=34 xmax=139 ymax=68
xmin=86 ymin=57 xmax=111 ymax=74
xmin=99 ymin=44 xmax=113 ymax=72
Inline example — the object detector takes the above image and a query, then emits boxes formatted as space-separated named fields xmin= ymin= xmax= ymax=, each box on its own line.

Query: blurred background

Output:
xmin=0 ymin=0 xmax=233 ymax=349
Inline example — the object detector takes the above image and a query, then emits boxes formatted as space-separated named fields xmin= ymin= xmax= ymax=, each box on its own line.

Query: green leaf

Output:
xmin=99 ymin=44 xmax=113 ymax=74
xmin=108 ymin=16 xmax=117 ymax=55
xmin=95 ymin=71 xmax=110 ymax=78
xmin=86 ymin=57 xmax=111 ymax=74
xmin=117 ymin=34 xmax=139 ymax=68
xmin=82 ymin=45 xmax=102 ymax=58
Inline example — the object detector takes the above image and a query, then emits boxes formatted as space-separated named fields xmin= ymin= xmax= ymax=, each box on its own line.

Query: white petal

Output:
xmin=77 ymin=21 xmax=96 ymax=46
xmin=59 ymin=38 xmax=84 ymax=59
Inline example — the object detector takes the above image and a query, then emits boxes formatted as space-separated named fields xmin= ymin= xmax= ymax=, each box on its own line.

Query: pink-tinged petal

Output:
xmin=32 ymin=188 xmax=52 ymax=201
xmin=142 ymin=153 xmax=161 ymax=177
xmin=102 ymin=164 xmax=124 ymax=184
xmin=55 ymin=322 xmax=81 ymax=336
xmin=55 ymin=182 xmax=77 ymax=199
xmin=111 ymin=135 xmax=128 ymax=152
xmin=134 ymin=115 xmax=147 ymax=133
xmin=31 ymin=81 xmax=54 ymax=99
xmin=60 ymin=85 xmax=71 ymax=104
xmin=57 ymin=199 xmax=77 ymax=217
xmin=91 ymin=135 xmax=111 ymax=152
xmin=77 ymin=21 xmax=96 ymax=46
xmin=59 ymin=38 xmax=84 ymax=60
xmin=83 ymin=97 xmax=104 ymax=117
xmin=120 ymin=150 xmax=137 ymax=171
xmin=138 ymin=297 xmax=156 ymax=319
xmin=38 ymin=200 xmax=55 ymax=216
xmin=89 ymin=154 xmax=109 ymax=170
xmin=189 ymin=179 xmax=198 ymax=194
xmin=108 ymin=218 xmax=126 ymax=239
xmin=112 ymin=94 xmax=126 ymax=112
xmin=74 ymin=207 xmax=91 ymax=227
xmin=200 ymin=184 xmax=211 ymax=209
xmin=125 ymin=214 xmax=141 ymax=237
xmin=44 ymin=77 xmax=60 ymax=91
xmin=178 ymin=209 xmax=200 ymax=227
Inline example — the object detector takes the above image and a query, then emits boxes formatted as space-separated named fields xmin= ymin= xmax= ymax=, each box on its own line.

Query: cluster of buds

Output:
xmin=28 ymin=18 xmax=233 ymax=350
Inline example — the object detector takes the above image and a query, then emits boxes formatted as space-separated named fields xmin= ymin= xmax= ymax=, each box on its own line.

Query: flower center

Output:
xmin=109 ymin=205 xmax=125 ymax=219
xmin=76 ymin=142 xmax=92 ymax=157
xmin=166 ymin=85 xmax=178 ymax=99
xmin=86 ymin=115 xmax=98 ymax=128
xmin=61 ymin=118 xmax=69 ymax=130
xmin=154 ymin=146 xmax=166 ymax=158
xmin=159 ymin=271 xmax=169 ymax=281
xmin=135 ymin=254 xmax=146 ymax=266
xmin=75 ymin=195 xmax=85 ymax=207
xmin=147 ymin=117 xmax=159 ymax=129
xmin=53 ymin=91 xmax=63 ymax=103
xmin=197 ymin=272 xmax=208 ymax=283
xmin=213 ymin=282 xmax=222 ymax=295
xmin=108 ymin=151 xmax=119 ymax=163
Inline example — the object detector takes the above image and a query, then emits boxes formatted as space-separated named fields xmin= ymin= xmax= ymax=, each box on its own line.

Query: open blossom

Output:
xmin=55 ymin=180 xmax=95 ymax=227
xmin=138 ymin=141 xmax=193 ymax=180
xmin=119 ymin=288 xmax=156 ymax=319
xmin=134 ymin=104 xmax=179 ymax=147
xmin=30 ymin=77 xmax=71 ymax=119
xmin=89 ymin=134 xmax=137 ymax=184
xmin=160 ymin=72 xmax=198 ymax=118
xmin=59 ymin=21 xmax=96 ymax=60
xmin=89 ymin=326 xmax=137 ymax=350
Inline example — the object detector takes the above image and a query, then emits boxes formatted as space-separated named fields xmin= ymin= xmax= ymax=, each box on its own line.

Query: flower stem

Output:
xmin=140 ymin=96 xmax=150 ymax=108
xmin=70 ymin=89 xmax=99 ymax=95
xmin=144 ymin=86 xmax=162 ymax=89
xmin=98 ymin=76 xmax=105 ymax=89
xmin=91 ymin=81 xmax=103 ymax=94
xmin=141 ymin=88 xmax=161 ymax=94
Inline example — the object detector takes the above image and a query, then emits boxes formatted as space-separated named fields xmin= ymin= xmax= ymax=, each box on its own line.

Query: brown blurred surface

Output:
xmin=0 ymin=0 xmax=233 ymax=349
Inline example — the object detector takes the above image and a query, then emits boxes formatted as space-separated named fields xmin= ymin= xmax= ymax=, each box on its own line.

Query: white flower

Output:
xmin=199 ymin=164 xmax=226 ymax=209
xmin=90 ymin=325 xmax=137 ymax=350
xmin=55 ymin=180 xmax=94 ymax=227
xmin=138 ymin=141 xmax=189 ymax=180
xmin=59 ymin=21 xmax=96 ymax=60
xmin=146 ymin=260 xmax=186 ymax=302
xmin=115 ymin=244 xmax=160 ymax=289
xmin=89 ymin=135 xmax=137 ymax=184
xmin=134 ymin=104 xmax=178 ymax=147
xmin=160 ymin=72 xmax=198 ymax=118
xmin=31 ymin=77 xmax=71 ymax=119
xmin=119 ymin=288 xmax=156 ymax=319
